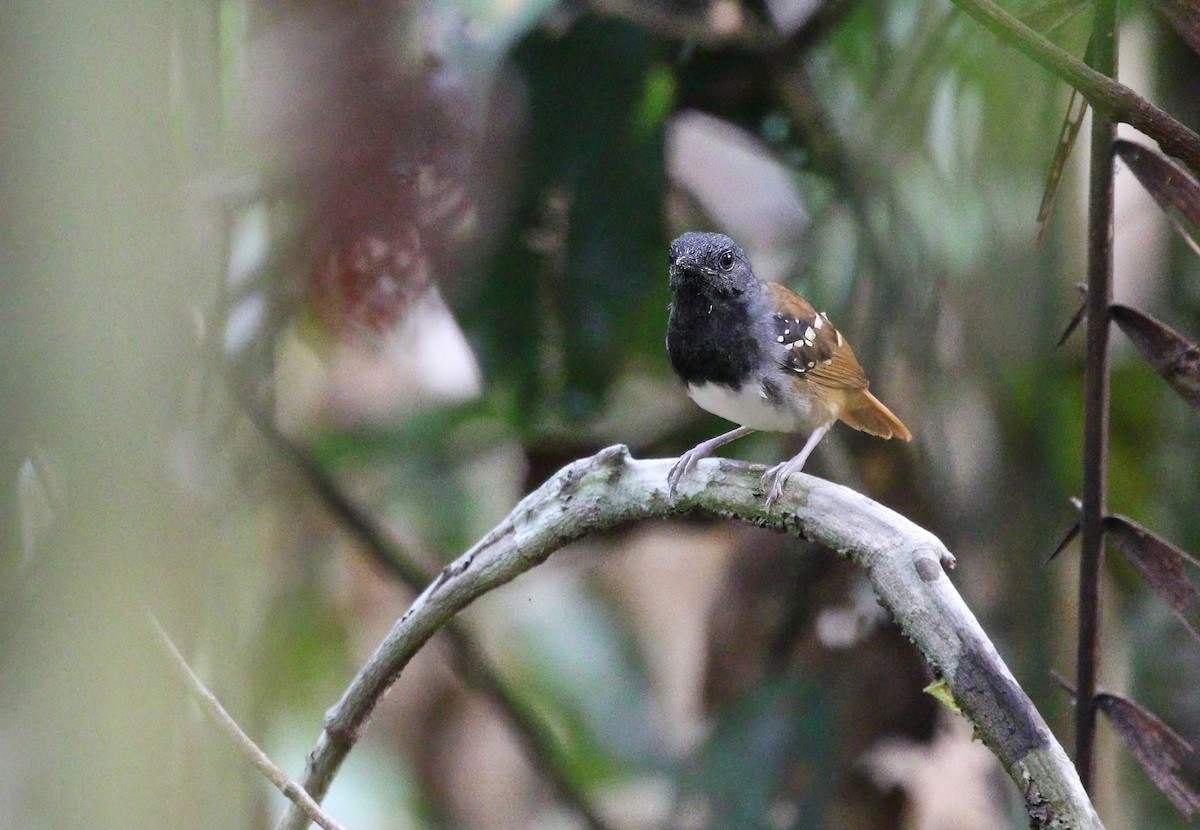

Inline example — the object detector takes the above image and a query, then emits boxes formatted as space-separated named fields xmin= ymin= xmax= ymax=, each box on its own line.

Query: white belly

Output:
xmin=687 ymin=380 xmax=820 ymax=433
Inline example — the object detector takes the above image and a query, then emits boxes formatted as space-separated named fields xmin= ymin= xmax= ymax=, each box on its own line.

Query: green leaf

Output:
xmin=473 ymin=17 xmax=668 ymax=425
xmin=680 ymin=675 xmax=834 ymax=829
xmin=923 ymin=677 xmax=962 ymax=714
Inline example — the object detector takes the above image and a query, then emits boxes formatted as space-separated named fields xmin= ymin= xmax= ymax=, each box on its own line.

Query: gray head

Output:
xmin=668 ymin=232 xmax=758 ymax=295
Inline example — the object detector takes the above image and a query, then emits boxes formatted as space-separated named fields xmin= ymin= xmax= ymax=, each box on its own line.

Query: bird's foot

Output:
xmin=761 ymin=463 xmax=790 ymax=512
xmin=667 ymin=426 xmax=757 ymax=497
xmin=760 ymin=423 xmax=828 ymax=512
xmin=667 ymin=446 xmax=708 ymax=496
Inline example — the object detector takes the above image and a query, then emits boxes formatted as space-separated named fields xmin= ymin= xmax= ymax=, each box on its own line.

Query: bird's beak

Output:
xmin=669 ymin=252 xmax=696 ymax=274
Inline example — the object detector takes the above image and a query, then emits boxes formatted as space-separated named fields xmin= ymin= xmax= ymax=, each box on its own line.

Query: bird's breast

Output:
xmin=667 ymin=290 xmax=762 ymax=387
xmin=686 ymin=378 xmax=832 ymax=434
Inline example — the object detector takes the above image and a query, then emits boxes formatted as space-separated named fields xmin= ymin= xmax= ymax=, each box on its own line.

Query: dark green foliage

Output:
xmin=472 ymin=18 xmax=669 ymax=424
xmin=680 ymin=676 xmax=833 ymax=830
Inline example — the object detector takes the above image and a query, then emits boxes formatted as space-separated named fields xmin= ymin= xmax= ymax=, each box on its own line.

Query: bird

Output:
xmin=665 ymin=231 xmax=911 ymax=509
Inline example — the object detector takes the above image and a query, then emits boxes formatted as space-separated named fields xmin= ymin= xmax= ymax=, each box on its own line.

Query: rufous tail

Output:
xmin=839 ymin=389 xmax=912 ymax=441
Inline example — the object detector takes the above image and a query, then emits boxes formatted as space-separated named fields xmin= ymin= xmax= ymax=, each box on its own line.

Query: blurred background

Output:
xmin=3 ymin=1 xmax=1200 ymax=828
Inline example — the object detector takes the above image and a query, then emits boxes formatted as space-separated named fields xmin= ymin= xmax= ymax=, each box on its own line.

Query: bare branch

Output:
xmin=247 ymin=408 xmax=615 ymax=830
xmin=949 ymin=0 xmax=1200 ymax=176
xmin=1074 ymin=0 xmax=1118 ymax=791
xmin=148 ymin=614 xmax=350 ymax=830
xmin=275 ymin=447 xmax=1102 ymax=830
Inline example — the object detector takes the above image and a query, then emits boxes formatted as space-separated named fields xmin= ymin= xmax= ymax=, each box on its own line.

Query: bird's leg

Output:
xmin=667 ymin=426 xmax=756 ymax=496
xmin=762 ymin=423 xmax=830 ymax=511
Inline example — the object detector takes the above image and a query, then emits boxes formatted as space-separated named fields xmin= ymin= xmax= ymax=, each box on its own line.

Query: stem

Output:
xmin=148 ymin=615 xmax=349 ymax=830
xmin=947 ymin=0 xmax=1200 ymax=176
xmin=246 ymin=407 xmax=613 ymax=830
xmin=1076 ymin=0 xmax=1117 ymax=793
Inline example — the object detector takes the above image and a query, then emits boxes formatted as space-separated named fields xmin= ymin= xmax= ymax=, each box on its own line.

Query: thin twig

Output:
xmin=245 ymin=406 xmax=430 ymax=588
xmin=246 ymin=409 xmax=613 ymax=830
xmin=1075 ymin=0 xmax=1117 ymax=793
xmin=276 ymin=446 xmax=1103 ymax=830
xmin=948 ymin=0 xmax=1200 ymax=176
xmin=147 ymin=613 xmax=350 ymax=830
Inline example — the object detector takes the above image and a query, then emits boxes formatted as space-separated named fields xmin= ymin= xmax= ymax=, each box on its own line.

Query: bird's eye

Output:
xmin=718 ymin=250 xmax=735 ymax=271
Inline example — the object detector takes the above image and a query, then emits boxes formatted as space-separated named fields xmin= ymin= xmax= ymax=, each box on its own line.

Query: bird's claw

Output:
xmin=761 ymin=464 xmax=788 ymax=512
xmin=667 ymin=448 xmax=705 ymax=497
xmin=666 ymin=457 xmax=688 ymax=497
xmin=667 ymin=461 xmax=685 ymax=497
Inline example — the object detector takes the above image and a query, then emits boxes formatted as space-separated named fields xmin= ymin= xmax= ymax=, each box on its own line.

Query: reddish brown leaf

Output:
xmin=1115 ymin=140 xmax=1200 ymax=225
xmin=1110 ymin=304 xmax=1200 ymax=409
xmin=1097 ymin=692 xmax=1200 ymax=819
xmin=311 ymin=226 xmax=431 ymax=336
xmin=1150 ymin=0 xmax=1200 ymax=60
xmin=1115 ymin=139 xmax=1200 ymax=256
xmin=1103 ymin=513 xmax=1200 ymax=642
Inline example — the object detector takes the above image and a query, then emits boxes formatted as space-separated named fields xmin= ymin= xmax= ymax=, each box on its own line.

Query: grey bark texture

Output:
xmin=277 ymin=445 xmax=1102 ymax=830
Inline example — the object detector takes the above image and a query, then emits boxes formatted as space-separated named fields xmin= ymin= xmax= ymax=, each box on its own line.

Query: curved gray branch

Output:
xmin=277 ymin=445 xmax=1102 ymax=830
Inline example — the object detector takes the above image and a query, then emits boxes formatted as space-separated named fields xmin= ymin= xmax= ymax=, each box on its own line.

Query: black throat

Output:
xmin=666 ymin=276 xmax=763 ymax=389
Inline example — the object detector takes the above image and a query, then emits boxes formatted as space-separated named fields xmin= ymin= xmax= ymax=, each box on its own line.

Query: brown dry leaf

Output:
xmin=1035 ymin=29 xmax=1092 ymax=243
xmin=1115 ymin=139 xmax=1200 ymax=256
xmin=1097 ymin=692 xmax=1200 ymax=819
xmin=1103 ymin=513 xmax=1200 ymax=642
xmin=1036 ymin=86 xmax=1089 ymax=243
xmin=1110 ymin=304 xmax=1200 ymax=409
